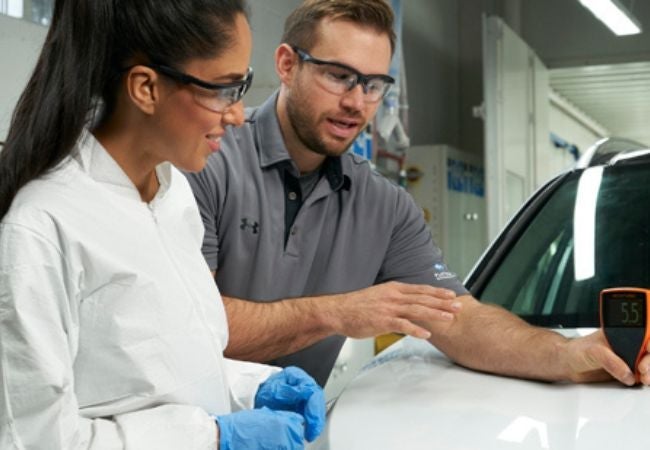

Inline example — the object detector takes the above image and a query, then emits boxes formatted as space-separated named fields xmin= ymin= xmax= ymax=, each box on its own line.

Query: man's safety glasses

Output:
xmin=146 ymin=63 xmax=253 ymax=113
xmin=292 ymin=46 xmax=394 ymax=103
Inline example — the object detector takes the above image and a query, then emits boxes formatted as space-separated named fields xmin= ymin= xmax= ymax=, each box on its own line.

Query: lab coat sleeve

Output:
xmin=0 ymin=223 xmax=217 ymax=450
xmin=223 ymin=358 xmax=281 ymax=411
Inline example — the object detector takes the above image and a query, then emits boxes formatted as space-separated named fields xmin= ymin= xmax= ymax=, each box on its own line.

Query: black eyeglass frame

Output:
xmin=149 ymin=63 xmax=252 ymax=90
xmin=291 ymin=46 xmax=395 ymax=98
xmin=135 ymin=63 xmax=254 ymax=111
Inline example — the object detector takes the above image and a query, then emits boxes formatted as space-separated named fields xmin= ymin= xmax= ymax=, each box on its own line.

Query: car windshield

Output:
xmin=477 ymin=161 xmax=650 ymax=328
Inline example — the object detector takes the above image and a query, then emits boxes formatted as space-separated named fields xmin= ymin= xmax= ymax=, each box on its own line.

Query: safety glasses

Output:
xmin=292 ymin=46 xmax=394 ymax=103
xmin=146 ymin=63 xmax=253 ymax=113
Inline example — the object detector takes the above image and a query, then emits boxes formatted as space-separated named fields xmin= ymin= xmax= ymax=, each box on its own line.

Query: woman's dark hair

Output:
xmin=0 ymin=0 xmax=249 ymax=220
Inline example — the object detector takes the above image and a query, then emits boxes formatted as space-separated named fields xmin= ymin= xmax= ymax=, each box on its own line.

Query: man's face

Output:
xmin=285 ymin=19 xmax=393 ymax=158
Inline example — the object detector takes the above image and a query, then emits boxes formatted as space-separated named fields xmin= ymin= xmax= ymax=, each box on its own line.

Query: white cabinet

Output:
xmin=405 ymin=145 xmax=487 ymax=281
xmin=483 ymin=16 xmax=550 ymax=240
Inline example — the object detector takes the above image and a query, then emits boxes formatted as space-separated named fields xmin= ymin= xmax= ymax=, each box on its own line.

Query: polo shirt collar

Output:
xmin=250 ymin=92 xmax=291 ymax=169
xmin=321 ymin=157 xmax=350 ymax=191
xmin=251 ymin=91 xmax=350 ymax=192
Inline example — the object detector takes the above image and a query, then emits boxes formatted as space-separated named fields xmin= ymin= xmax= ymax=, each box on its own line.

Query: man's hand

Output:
xmin=564 ymin=329 xmax=636 ymax=385
xmin=637 ymin=342 xmax=650 ymax=385
xmin=323 ymin=281 xmax=461 ymax=340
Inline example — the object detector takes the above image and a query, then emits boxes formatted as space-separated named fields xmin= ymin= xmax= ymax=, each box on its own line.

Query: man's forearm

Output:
xmin=221 ymin=281 xmax=461 ymax=363
xmin=222 ymin=295 xmax=336 ymax=362
xmin=428 ymin=295 xmax=573 ymax=382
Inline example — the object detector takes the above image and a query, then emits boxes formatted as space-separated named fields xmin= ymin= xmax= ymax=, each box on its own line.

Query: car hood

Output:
xmin=310 ymin=332 xmax=650 ymax=450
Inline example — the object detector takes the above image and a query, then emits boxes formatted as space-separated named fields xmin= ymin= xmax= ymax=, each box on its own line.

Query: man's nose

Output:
xmin=340 ymin=82 xmax=365 ymax=111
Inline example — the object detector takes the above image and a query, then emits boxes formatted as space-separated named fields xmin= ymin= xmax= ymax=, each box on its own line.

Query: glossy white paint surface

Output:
xmin=310 ymin=334 xmax=650 ymax=450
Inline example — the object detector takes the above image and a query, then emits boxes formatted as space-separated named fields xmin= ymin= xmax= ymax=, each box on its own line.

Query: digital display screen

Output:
xmin=602 ymin=291 xmax=647 ymax=328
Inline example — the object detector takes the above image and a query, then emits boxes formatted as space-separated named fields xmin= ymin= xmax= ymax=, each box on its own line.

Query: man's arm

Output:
xmin=221 ymin=280 xmax=462 ymax=362
xmin=425 ymin=294 xmax=637 ymax=385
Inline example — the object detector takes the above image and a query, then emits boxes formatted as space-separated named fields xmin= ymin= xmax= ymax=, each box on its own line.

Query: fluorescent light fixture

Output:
xmin=579 ymin=0 xmax=642 ymax=36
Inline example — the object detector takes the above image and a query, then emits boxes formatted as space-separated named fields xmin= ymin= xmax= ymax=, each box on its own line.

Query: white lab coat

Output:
xmin=0 ymin=132 xmax=277 ymax=449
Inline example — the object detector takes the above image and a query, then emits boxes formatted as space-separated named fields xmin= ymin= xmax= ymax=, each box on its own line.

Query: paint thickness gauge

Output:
xmin=600 ymin=288 xmax=650 ymax=383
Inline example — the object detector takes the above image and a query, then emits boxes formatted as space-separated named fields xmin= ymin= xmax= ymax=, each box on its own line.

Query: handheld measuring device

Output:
xmin=600 ymin=287 xmax=650 ymax=383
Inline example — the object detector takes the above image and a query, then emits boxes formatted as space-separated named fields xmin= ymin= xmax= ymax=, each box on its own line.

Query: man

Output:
xmin=185 ymin=0 xmax=646 ymax=388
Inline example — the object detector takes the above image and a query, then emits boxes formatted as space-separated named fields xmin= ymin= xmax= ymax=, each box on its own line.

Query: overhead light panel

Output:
xmin=579 ymin=0 xmax=642 ymax=36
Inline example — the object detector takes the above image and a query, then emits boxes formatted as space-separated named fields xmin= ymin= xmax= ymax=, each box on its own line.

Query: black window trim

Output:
xmin=465 ymin=169 xmax=578 ymax=297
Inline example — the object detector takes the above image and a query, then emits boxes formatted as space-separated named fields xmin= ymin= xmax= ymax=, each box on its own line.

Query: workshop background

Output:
xmin=2 ymin=0 xmax=649 ymax=399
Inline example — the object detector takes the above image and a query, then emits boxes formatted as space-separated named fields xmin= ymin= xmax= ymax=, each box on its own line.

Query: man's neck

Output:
xmin=289 ymin=147 xmax=327 ymax=175
xmin=276 ymin=94 xmax=327 ymax=175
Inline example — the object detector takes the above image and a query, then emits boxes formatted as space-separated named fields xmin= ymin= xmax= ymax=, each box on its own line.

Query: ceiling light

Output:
xmin=579 ymin=0 xmax=642 ymax=36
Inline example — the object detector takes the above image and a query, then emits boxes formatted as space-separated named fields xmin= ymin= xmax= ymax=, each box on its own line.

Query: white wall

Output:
xmin=0 ymin=14 xmax=47 ymax=141
xmin=548 ymin=103 xmax=602 ymax=171
xmin=246 ymin=0 xmax=302 ymax=106
xmin=402 ymin=0 xmax=460 ymax=148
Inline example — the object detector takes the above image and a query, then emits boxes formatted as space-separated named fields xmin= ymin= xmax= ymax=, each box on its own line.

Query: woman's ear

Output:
xmin=125 ymin=66 xmax=160 ymax=115
xmin=275 ymin=43 xmax=299 ymax=85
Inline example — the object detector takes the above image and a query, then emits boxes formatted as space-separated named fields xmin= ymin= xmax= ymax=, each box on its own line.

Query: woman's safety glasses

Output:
xmin=146 ymin=63 xmax=253 ymax=113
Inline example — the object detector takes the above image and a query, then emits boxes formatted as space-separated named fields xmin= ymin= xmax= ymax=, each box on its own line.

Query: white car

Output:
xmin=312 ymin=139 xmax=650 ymax=450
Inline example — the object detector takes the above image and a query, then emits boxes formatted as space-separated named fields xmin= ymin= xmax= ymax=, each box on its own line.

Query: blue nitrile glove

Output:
xmin=216 ymin=407 xmax=305 ymax=450
xmin=254 ymin=366 xmax=326 ymax=442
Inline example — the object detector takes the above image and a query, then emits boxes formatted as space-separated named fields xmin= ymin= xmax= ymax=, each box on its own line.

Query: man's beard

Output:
xmin=286 ymin=91 xmax=362 ymax=158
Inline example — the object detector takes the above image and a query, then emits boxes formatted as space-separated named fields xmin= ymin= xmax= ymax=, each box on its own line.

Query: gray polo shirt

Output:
xmin=185 ymin=92 xmax=468 ymax=386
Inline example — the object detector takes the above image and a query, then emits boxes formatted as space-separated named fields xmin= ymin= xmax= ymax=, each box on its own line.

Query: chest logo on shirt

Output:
xmin=240 ymin=218 xmax=259 ymax=234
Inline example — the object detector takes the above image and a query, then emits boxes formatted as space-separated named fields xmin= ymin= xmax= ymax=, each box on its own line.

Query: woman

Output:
xmin=0 ymin=0 xmax=324 ymax=448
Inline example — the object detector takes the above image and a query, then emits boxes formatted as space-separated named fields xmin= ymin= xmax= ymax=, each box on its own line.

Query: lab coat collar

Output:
xmin=73 ymin=130 xmax=172 ymax=203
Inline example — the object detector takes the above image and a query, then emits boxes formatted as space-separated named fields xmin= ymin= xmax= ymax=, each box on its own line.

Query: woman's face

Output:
xmin=154 ymin=13 xmax=253 ymax=172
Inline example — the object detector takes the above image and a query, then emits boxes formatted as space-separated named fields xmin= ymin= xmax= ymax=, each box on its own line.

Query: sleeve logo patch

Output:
xmin=433 ymin=263 xmax=456 ymax=281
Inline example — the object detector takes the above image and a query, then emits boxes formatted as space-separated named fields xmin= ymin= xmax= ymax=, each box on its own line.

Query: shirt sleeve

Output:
xmin=0 ymin=223 xmax=218 ymax=450
xmin=376 ymin=188 xmax=469 ymax=295
xmin=183 ymin=157 xmax=224 ymax=272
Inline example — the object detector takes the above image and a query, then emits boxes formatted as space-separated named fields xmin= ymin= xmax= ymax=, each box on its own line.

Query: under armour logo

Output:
xmin=240 ymin=218 xmax=259 ymax=234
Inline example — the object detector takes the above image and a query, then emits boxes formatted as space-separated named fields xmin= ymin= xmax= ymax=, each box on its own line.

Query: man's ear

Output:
xmin=275 ymin=43 xmax=299 ymax=85
xmin=125 ymin=65 xmax=160 ymax=115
